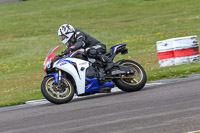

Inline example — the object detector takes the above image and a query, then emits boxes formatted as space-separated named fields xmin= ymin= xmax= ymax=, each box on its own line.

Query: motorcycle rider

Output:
xmin=58 ymin=23 xmax=113 ymax=71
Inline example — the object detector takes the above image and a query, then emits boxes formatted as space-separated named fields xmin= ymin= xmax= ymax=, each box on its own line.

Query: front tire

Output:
xmin=41 ymin=76 xmax=74 ymax=104
xmin=113 ymin=60 xmax=147 ymax=92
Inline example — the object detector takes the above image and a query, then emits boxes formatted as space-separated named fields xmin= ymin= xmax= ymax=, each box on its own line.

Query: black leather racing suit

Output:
xmin=63 ymin=29 xmax=113 ymax=71
xmin=65 ymin=29 xmax=106 ymax=61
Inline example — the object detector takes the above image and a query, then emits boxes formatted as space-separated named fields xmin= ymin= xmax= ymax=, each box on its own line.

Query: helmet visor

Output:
xmin=59 ymin=32 xmax=74 ymax=45
xmin=60 ymin=35 xmax=70 ymax=45
xmin=60 ymin=35 xmax=68 ymax=41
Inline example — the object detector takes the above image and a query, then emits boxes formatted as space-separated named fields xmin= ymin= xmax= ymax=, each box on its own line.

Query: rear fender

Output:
xmin=116 ymin=59 xmax=126 ymax=65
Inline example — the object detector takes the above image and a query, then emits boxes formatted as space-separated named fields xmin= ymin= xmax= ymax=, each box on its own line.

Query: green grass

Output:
xmin=0 ymin=0 xmax=200 ymax=106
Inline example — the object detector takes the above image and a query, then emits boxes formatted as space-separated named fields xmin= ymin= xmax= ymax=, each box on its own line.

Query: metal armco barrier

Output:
xmin=157 ymin=35 xmax=200 ymax=67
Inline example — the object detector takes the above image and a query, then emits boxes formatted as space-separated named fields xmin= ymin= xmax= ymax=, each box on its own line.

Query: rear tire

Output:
xmin=113 ymin=60 xmax=147 ymax=92
xmin=41 ymin=76 xmax=74 ymax=104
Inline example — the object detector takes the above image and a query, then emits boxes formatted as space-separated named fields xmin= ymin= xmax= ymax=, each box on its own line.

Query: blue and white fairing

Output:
xmin=48 ymin=46 xmax=120 ymax=95
xmin=54 ymin=57 xmax=89 ymax=95
xmin=53 ymin=57 xmax=116 ymax=95
xmin=85 ymin=77 xmax=115 ymax=93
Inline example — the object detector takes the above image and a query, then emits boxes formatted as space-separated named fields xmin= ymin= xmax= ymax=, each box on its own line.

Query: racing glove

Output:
xmin=63 ymin=48 xmax=72 ymax=55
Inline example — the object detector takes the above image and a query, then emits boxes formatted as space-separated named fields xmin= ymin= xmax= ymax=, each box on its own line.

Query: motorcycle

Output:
xmin=41 ymin=44 xmax=147 ymax=104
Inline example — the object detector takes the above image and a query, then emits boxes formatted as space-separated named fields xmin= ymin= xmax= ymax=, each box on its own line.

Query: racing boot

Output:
xmin=100 ymin=55 xmax=114 ymax=71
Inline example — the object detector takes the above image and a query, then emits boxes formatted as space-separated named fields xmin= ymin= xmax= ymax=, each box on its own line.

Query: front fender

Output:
xmin=45 ymin=73 xmax=63 ymax=84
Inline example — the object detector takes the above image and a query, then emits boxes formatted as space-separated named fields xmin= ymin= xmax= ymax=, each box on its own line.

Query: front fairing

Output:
xmin=43 ymin=46 xmax=60 ymax=72
xmin=43 ymin=47 xmax=90 ymax=95
xmin=54 ymin=57 xmax=89 ymax=95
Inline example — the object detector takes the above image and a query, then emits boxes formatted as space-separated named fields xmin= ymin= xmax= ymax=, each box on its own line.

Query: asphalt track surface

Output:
xmin=0 ymin=76 xmax=200 ymax=133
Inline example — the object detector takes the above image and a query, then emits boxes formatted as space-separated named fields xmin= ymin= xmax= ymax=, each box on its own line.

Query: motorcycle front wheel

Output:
xmin=41 ymin=76 xmax=74 ymax=104
xmin=113 ymin=60 xmax=147 ymax=92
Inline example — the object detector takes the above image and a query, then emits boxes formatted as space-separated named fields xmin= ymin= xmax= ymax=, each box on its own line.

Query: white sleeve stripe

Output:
xmin=82 ymin=41 xmax=85 ymax=47
xmin=77 ymin=36 xmax=83 ymax=40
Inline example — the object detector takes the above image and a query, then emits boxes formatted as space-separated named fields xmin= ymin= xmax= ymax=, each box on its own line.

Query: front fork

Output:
xmin=45 ymin=70 xmax=63 ymax=87
xmin=58 ymin=70 xmax=62 ymax=88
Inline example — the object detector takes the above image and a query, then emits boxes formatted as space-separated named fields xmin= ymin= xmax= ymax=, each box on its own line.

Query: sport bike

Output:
xmin=41 ymin=44 xmax=147 ymax=104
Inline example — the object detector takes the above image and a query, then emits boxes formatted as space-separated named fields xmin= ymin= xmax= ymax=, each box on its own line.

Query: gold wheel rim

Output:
xmin=120 ymin=62 xmax=143 ymax=85
xmin=45 ymin=77 xmax=72 ymax=99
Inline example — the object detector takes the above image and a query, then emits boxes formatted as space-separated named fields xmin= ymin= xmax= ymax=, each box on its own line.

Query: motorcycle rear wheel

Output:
xmin=113 ymin=60 xmax=147 ymax=92
xmin=41 ymin=76 xmax=74 ymax=104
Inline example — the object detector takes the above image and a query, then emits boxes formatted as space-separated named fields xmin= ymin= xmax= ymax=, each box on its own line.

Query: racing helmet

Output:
xmin=58 ymin=24 xmax=75 ymax=46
